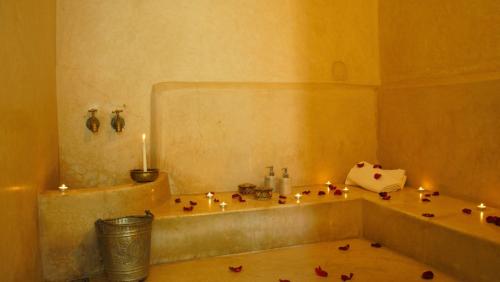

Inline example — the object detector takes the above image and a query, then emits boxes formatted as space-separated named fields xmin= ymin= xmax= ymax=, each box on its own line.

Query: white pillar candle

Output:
xmin=142 ymin=133 xmax=147 ymax=172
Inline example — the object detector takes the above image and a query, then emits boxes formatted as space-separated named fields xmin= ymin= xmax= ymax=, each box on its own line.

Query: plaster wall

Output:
xmin=0 ymin=0 xmax=58 ymax=280
xmin=56 ymin=0 xmax=380 ymax=188
xmin=378 ymin=0 xmax=500 ymax=207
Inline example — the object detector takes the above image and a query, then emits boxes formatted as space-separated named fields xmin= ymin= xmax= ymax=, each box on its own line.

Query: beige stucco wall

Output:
xmin=0 ymin=0 xmax=59 ymax=281
xmin=56 ymin=0 xmax=380 ymax=188
xmin=378 ymin=0 xmax=500 ymax=207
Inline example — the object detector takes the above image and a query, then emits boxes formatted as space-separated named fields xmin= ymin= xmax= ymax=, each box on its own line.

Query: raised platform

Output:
xmin=39 ymin=179 xmax=500 ymax=281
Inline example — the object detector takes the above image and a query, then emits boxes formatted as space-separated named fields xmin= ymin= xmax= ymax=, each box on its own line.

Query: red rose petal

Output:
xmin=382 ymin=195 xmax=391 ymax=200
xmin=371 ymin=242 xmax=382 ymax=248
xmin=379 ymin=192 xmax=387 ymax=197
xmin=422 ymin=198 xmax=431 ymax=202
xmin=239 ymin=197 xmax=246 ymax=203
xmin=424 ymin=194 xmax=432 ymax=197
xmin=174 ymin=198 xmax=181 ymax=203
xmin=214 ymin=198 xmax=220 ymax=203
xmin=183 ymin=206 xmax=193 ymax=212
xmin=341 ymin=273 xmax=354 ymax=281
xmin=279 ymin=195 xmax=287 ymax=199
xmin=302 ymin=190 xmax=311 ymax=195
xmin=338 ymin=244 xmax=350 ymax=251
xmin=432 ymin=192 xmax=440 ymax=196
xmin=232 ymin=193 xmax=241 ymax=199
xmin=314 ymin=266 xmax=328 ymax=277
xmin=279 ymin=280 xmax=290 ymax=282
xmin=318 ymin=191 xmax=326 ymax=196
xmin=278 ymin=199 xmax=286 ymax=204
xmin=334 ymin=189 xmax=342 ymax=196
xmin=422 ymin=270 xmax=434 ymax=280
xmin=189 ymin=201 xmax=197 ymax=206
xmin=328 ymin=184 xmax=337 ymax=190
xmin=374 ymin=173 xmax=382 ymax=180
xmin=229 ymin=265 xmax=243 ymax=273
xmin=486 ymin=216 xmax=496 ymax=224
xmin=462 ymin=208 xmax=472 ymax=215
xmin=356 ymin=162 xmax=365 ymax=168
xmin=422 ymin=213 xmax=435 ymax=218
xmin=373 ymin=164 xmax=383 ymax=169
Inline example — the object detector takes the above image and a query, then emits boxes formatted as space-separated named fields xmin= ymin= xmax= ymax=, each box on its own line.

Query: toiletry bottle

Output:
xmin=279 ymin=168 xmax=291 ymax=196
xmin=264 ymin=166 xmax=276 ymax=191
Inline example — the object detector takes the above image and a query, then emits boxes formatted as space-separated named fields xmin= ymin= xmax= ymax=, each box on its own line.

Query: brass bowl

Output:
xmin=130 ymin=169 xmax=159 ymax=183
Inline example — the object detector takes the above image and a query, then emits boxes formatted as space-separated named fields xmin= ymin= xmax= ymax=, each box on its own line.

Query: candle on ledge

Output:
xmin=219 ymin=201 xmax=228 ymax=210
xmin=206 ymin=192 xmax=214 ymax=199
xmin=58 ymin=184 xmax=68 ymax=192
xmin=142 ymin=133 xmax=147 ymax=172
xmin=477 ymin=203 xmax=486 ymax=211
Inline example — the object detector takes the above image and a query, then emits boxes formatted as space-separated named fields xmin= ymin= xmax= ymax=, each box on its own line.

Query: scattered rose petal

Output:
xmin=209 ymin=191 xmax=215 ymax=195
xmin=334 ymin=189 xmax=342 ymax=196
xmin=278 ymin=199 xmax=286 ymax=204
xmin=373 ymin=164 xmax=382 ymax=169
xmin=183 ymin=206 xmax=193 ymax=212
xmin=174 ymin=198 xmax=181 ymax=203
xmin=232 ymin=193 xmax=241 ymax=199
xmin=371 ymin=242 xmax=382 ymax=248
xmin=422 ymin=213 xmax=435 ymax=218
xmin=422 ymin=270 xmax=434 ymax=280
xmin=229 ymin=265 xmax=243 ymax=273
xmin=486 ymin=216 xmax=495 ymax=223
xmin=382 ymin=195 xmax=391 ymax=200
xmin=341 ymin=273 xmax=354 ymax=281
xmin=239 ymin=197 xmax=246 ymax=203
xmin=328 ymin=184 xmax=337 ymax=190
xmin=374 ymin=173 xmax=382 ymax=180
xmin=432 ymin=192 xmax=440 ymax=196
xmin=314 ymin=266 xmax=328 ymax=277
xmin=424 ymin=194 xmax=432 ymax=197
xmin=379 ymin=192 xmax=387 ymax=198
xmin=462 ymin=208 xmax=472 ymax=215
xmin=338 ymin=244 xmax=350 ymax=251
xmin=318 ymin=191 xmax=326 ymax=196
xmin=356 ymin=162 xmax=364 ymax=168
xmin=422 ymin=198 xmax=431 ymax=202
xmin=214 ymin=198 xmax=220 ymax=203
xmin=189 ymin=201 xmax=197 ymax=206
xmin=279 ymin=280 xmax=290 ymax=282
xmin=279 ymin=195 xmax=287 ymax=199
xmin=302 ymin=190 xmax=311 ymax=195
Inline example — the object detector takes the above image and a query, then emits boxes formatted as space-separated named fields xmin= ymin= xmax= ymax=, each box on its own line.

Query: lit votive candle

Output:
xmin=342 ymin=187 xmax=350 ymax=192
xmin=206 ymin=192 xmax=214 ymax=199
xmin=219 ymin=201 xmax=227 ymax=210
xmin=58 ymin=184 xmax=68 ymax=192
xmin=477 ymin=203 xmax=486 ymax=211
xmin=325 ymin=181 xmax=331 ymax=186
xmin=417 ymin=186 xmax=425 ymax=192
xmin=294 ymin=193 xmax=302 ymax=201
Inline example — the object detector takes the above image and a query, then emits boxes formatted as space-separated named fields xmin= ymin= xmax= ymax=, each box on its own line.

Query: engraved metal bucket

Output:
xmin=95 ymin=210 xmax=154 ymax=282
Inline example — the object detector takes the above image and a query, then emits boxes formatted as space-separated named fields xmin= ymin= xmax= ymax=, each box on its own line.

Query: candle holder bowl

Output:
xmin=130 ymin=169 xmax=159 ymax=183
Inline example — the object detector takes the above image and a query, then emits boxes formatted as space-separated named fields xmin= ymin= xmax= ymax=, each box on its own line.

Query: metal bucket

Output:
xmin=95 ymin=210 xmax=154 ymax=282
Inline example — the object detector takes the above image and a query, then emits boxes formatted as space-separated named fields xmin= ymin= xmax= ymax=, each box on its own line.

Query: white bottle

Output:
xmin=264 ymin=166 xmax=276 ymax=191
xmin=279 ymin=168 xmax=291 ymax=196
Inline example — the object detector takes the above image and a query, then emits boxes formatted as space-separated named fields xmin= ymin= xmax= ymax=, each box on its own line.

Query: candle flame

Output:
xmin=142 ymin=133 xmax=146 ymax=141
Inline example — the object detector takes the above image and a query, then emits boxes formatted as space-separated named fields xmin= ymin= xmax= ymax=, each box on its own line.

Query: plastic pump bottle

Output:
xmin=264 ymin=166 xmax=276 ymax=191
xmin=279 ymin=168 xmax=291 ymax=196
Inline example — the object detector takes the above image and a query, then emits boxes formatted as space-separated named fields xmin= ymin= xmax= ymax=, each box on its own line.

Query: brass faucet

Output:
xmin=86 ymin=109 xmax=100 ymax=133
xmin=111 ymin=109 xmax=125 ymax=132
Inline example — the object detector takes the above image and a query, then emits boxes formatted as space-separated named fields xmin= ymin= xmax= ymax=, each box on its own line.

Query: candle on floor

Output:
xmin=220 ymin=201 xmax=227 ymax=210
xmin=58 ymin=184 xmax=68 ymax=192
xmin=294 ymin=193 xmax=302 ymax=201
xmin=477 ymin=203 xmax=486 ymax=211
xmin=418 ymin=186 xmax=425 ymax=192
xmin=142 ymin=133 xmax=147 ymax=172
xmin=343 ymin=187 xmax=350 ymax=192
xmin=325 ymin=181 xmax=332 ymax=186
xmin=206 ymin=192 xmax=214 ymax=199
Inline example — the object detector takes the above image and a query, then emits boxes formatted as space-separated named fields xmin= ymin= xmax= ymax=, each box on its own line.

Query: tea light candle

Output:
xmin=219 ymin=201 xmax=227 ymax=210
xmin=294 ymin=193 xmax=302 ymax=200
xmin=206 ymin=192 xmax=214 ymax=199
xmin=342 ymin=187 xmax=350 ymax=192
xmin=58 ymin=184 xmax=68 ymax=192
xmin=418 ymin=186 xmax=425 ymax=192
xmin=477 ymin=203 xmax=486 ymax=210
xmin=325 ymin=181 xmax=332 ymax=186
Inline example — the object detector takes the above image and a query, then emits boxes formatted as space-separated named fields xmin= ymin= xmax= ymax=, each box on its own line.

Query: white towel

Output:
xmin=345 ymin=161 xmax=406 ymax=193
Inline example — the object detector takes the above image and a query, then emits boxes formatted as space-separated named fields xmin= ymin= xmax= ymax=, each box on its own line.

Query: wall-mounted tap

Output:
xmin=86 ymin=109 xmax=100 ymax=133
xmin=111 ymin=109 xmax=125 ymax=132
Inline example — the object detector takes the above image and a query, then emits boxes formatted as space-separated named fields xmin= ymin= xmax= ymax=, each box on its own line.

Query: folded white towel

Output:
xmin=345 ymin=161 xmax=406 ymax=193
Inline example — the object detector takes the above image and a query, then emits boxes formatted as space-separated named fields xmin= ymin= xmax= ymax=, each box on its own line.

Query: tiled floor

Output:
xmin=93 ymin=239 xmax=459 ymax=282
